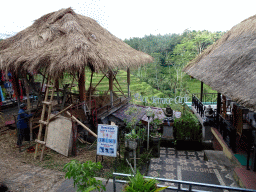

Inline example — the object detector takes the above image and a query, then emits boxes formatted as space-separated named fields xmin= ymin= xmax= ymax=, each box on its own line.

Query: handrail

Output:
xmin=192 ymin=95 xmax=204 ymax=117
xmin=217 ymin=113 xmax=237 ymax=153
xmin=113 ymin=172 xmax=256 ymax=192
xmin=193 ymin=93 xmax=218 ymax=104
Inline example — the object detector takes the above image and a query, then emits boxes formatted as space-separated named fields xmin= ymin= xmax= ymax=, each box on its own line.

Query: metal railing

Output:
xmin=217 ymin=114 xmax=237 ymax=153
xmin=193 ymin=93 xmax=218 ymax=105
xmin=113 ymin=172 xmax=256 ymax=192
xmin=192 ymin=95 xmax=204 ymax=117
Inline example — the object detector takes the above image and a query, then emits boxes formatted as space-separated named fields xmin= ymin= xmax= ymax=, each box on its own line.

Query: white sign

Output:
xmin=97 ymin=124 xmax=118 ymax=157
xmin=174 ymin=111 xmax=182 ymax=118
xmin=134 ymin=93 xmax=189 ymax=104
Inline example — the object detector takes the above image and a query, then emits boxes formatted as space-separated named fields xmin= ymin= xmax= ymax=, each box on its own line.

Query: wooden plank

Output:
xmin=46 ymin=115 xmax=72 ymax=157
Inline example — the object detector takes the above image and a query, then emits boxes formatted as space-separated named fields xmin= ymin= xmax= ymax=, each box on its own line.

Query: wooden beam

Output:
xmin=109 ymin=70 xmax=113 ymax=107
xmin=113 ymin=75 xmax=125 ymax=97
xmin=66 ymin=111 xmax=98 ymax=138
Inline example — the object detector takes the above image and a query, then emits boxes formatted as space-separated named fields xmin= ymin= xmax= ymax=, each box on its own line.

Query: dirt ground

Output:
xmin=0 ymin=104 xmax=113 ymax=192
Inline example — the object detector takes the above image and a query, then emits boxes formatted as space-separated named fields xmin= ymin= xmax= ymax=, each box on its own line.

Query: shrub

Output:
xmin=64 ymin=160 xmax=106 ymax=192
xmin=173 ymin=111 xmax=202 ymax=142
xmin=123 ymin=171 xmax=167 ymax=192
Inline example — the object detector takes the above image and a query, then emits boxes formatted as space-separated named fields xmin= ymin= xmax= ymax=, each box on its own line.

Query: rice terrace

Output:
xmin=0 ymin=3 xmax=256 ymax=192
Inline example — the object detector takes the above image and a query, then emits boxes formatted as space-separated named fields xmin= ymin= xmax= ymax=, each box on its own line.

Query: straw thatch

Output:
xmin=183 ymin=14 xmax=256 ymax=111
xmin=0 ymin=8 xmax=153 ymax=78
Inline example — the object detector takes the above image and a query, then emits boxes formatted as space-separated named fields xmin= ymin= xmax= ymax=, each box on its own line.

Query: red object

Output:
xmin=18 ymin=80 xmax=23 ymax=100
xmin=5 ymin=120 xmax=15 ymax=126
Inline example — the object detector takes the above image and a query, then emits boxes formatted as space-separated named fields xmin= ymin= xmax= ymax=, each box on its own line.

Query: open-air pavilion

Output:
xmin=183 ymin=14 xmax=256 ymax=173
xmin=0 ymin=7 xmax=153 ymax=159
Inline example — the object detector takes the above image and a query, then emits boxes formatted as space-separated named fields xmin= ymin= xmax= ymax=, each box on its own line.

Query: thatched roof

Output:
xmin=183 ymin=14 xmax=256 ymax=111
xmin=0 ymin=8 xmax=153 ymax=78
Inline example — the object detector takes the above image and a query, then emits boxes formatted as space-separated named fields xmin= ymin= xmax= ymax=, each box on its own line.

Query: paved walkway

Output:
xmin=2 ymin=147 xmax=251 ymax=192
xmin=147 ymin=147 xmax=238 ymax=191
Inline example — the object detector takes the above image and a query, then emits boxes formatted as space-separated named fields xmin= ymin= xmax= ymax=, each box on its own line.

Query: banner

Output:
xmin=97 ymin=124 xmax=118 ymax=157
xmin=134 ymin=93 xmax=189 ymax=104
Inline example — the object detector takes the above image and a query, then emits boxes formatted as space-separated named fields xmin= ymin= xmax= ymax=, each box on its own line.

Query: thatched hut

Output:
xmin=183 ymin=14 xmax=256 ymax=111
xmin=0 ymin=7 xmax=153 ymax=107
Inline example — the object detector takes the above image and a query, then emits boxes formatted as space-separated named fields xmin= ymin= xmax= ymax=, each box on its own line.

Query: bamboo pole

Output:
xmin=34 ymin=78 xmax=50 ymax=159
xmin=66 ymin=111 xmax=97 ymax=138
xmin=109 ymin=71 xmax=113 ymax=107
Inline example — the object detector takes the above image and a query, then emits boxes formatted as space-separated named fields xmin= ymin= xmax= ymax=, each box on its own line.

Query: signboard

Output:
xmin=97 ymin=124 xmax=118 ymax=157
xmin=134 ymin=93 xmax=190 ymax=104
xmin=174 ymin=111 xmax=182 ymax=118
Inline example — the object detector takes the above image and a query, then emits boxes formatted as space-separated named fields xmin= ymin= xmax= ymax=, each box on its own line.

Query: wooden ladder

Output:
xmin=34 ymin=79 xmax=55 ymax=161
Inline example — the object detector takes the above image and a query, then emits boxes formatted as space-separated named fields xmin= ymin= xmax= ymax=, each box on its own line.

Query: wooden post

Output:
xmin=217 ymin=93 xmax=221 ymax=123
xmin=109 ymin=70 xmax=113 ymax=107
xmin=12 ymin=73 xmax=21 ymax=109
xmin=89 ymin=71 xmax=94 ymax=112
xmin=127 ymin=68 xmax=130 ymax=97
xmin=200 ymin=81 xmax=203 ymax=102
xmin=78 ymin=69 xmax=86 ymax=102
xmin=23 ymin=76 xmax=32 ymax=141
xmin=55 ymin=79 xmax=60 ymax=104
xmin=222 ymin=95 xmax=226 ymax=118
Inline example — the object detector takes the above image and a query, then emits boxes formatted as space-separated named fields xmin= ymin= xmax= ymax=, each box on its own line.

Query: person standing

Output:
xmin=17 ymin=103 xmax=33 ymax=147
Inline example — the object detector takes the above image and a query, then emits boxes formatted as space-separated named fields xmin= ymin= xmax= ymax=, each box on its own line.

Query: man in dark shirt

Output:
xmin=17 ymin=103 xmax=33 ymax=146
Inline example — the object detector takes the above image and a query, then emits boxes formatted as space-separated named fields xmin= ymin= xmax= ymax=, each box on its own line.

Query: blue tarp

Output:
xmin=0 ymin=86 xmax=5 ymax=101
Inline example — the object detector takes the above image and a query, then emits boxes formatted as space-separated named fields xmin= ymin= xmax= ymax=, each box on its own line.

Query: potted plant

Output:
xmin=123 ymin=171 xmax=167 ymax=192
xmin=125 ymin=130 xmax=139 ymax=150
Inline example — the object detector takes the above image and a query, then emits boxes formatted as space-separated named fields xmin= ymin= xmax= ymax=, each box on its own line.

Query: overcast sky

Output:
xmin=1 ymin=0 xmax=256 ymax=40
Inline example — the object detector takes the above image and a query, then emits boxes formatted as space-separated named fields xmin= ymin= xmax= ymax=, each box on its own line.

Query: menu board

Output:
xmin=97 ymin=124 xmax=118 ymax=157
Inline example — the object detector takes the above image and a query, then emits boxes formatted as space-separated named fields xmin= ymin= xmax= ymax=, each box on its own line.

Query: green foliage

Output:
xmin=125 ymin=129 xmax=139 ymax=140
xmin=125 ymin=30 xmax=224 ymax=100
xmin=64 ymin=160 xmax=106 ymax=192
xmin=173 ymin=111 xmax=202 ymax=142
xmin=123 ymin=171 xmax=167 ymax=192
